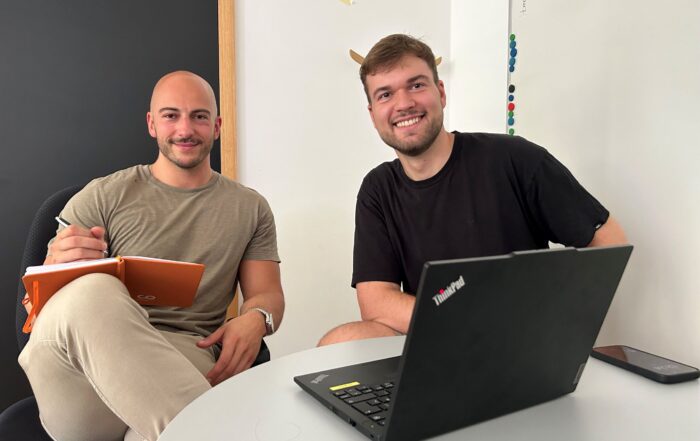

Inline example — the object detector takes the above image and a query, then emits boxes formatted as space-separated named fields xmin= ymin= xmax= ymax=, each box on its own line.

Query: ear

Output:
xmin=146 ymin=112 xmax=157 ymax=138
xmin=437 ymin=80 xmax=447 ymax=108
xmin=367 ymin=103 xmax=378 ymax=129
xmin=214 ymin=116 xmax=222 ymax=140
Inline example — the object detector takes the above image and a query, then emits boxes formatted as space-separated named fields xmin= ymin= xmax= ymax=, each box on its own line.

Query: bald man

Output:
xmin=19 ymin=71 xmax=285 ymax=441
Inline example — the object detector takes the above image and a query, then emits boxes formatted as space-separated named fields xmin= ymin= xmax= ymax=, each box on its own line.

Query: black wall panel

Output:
xmin=0 ymin=0 xmax=219 ymax=411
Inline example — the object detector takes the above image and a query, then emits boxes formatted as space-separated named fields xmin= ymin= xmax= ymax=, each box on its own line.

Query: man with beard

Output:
xmin=319 ymin=34 xmax=626 ymax=345
xmin=19 ymin=71 xmax=284 ymax=441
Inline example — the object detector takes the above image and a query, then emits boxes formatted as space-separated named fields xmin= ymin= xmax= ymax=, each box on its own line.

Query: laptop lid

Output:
xmin=384 ymin=245 xmax=632 ymax=440
xmin=295 ymin=245 xmax=632 ymax=441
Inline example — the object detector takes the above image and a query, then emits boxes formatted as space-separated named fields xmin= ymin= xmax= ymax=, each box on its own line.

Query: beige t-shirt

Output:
xmin=55 ymin=165 xmax=279 ymax=337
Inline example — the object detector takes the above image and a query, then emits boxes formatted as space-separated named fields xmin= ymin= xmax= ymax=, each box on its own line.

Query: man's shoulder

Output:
xmin=61 ymin=166 xmax=147 ymax=218
xmin=455 ymin=131 xmax=545 ymax=155
xmin=360 ymin=159 xmax=401 ymax=191
xmin=215 ymin=173 xmax=272 ymax=206
xmin=454 ymin=132 xmax=549 ymax=168
xmin=84 ymin=165 xmax=146 ymax=188
xmin=76 ymin=165 xmax=147 ymax=197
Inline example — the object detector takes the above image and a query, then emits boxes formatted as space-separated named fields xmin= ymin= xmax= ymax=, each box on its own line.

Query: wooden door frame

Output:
xmin=218 ymin=0 xmax=237 ymax=181
xmin=218 ymin=0 xmax=240 ymax=315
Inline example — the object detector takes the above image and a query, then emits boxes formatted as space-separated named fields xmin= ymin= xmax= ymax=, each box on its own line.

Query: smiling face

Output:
xmin=146 ymin=72 xmax=221 ymax=171
xmin=365 ymin=55 xmax=446 ymax=157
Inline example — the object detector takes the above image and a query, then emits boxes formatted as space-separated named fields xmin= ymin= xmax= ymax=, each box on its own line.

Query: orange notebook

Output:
xmin=22 ymin=256 xmax=205 ymax=333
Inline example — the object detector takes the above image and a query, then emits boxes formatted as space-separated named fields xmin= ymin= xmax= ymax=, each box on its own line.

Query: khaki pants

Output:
xmin=18 ymin=273 xmax=214 ymax=441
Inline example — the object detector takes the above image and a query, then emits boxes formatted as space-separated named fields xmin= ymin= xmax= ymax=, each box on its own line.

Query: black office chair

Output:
xmin=0 ymin=184 xmax=270 ymax=440
xmin=0 ymin=184 xmax=81 ymax=441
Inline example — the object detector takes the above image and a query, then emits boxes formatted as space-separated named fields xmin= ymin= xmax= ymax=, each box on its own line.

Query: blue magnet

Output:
xmin=508 ymin=94 xmax=514 ymax=101
xmin=510 ymin=48 xmax=518 ymax=57
xmin=510 ymin=41 xmax=516 ymax=49
xmin=509 ymin=66 xmax=515 ymax=73
xmin=508 ymin=117 xmax=515 ymax=125
xmin=509 ymin=57 xmax=516 ymax=65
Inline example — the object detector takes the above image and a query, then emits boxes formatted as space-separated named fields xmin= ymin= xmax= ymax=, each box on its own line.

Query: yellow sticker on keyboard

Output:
xmin=329 ymin=381 xmax=360 ymax=391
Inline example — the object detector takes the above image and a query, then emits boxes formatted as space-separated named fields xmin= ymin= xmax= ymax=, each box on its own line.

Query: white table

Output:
xmin=159 ymin=336 xmax=700 ymax=440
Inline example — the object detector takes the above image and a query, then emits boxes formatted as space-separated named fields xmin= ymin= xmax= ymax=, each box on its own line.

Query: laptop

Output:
xmin=295 ymin=245 xmax=633 ymax=441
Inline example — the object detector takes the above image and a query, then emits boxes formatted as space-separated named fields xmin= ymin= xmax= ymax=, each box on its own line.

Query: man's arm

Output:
xmin=355 ymin=216 xmax=627 ymax=335
xmin=198 ymin=259 xmax=284 ymax=386
xmin=44 ymin=225 xmax=108 ymax=265
xmin=587 ymin=216 xmax=627 ymax=247
xmin=356 ymin=281 xmax=415 ymax=335
xmin=237 ymin=259 xmax=285 ymax=331
xmin=23 ymin=225 xmax=108 ymax=313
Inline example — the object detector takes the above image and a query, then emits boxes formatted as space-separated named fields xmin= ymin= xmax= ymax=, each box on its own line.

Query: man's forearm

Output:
xmin=239 ymin=290 xmax=285 ymax=332
xmin=357 ymin=282 xmax=415 ymax=334
xmin=588 ymin=216 xmax=627 ymax=247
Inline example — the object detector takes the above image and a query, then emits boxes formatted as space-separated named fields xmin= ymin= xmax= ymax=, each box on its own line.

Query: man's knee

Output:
xmin=34 ymin=273 xmax=142 ymax=333
xmin=318 ymin=323 xmax=356 ymax=346
xmin=318 ymin=321 xmax=399 ymax=346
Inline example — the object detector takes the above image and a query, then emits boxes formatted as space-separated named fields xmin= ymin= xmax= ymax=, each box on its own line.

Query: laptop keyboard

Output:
xmin=332 ymin=382 xmax=395 ymax=425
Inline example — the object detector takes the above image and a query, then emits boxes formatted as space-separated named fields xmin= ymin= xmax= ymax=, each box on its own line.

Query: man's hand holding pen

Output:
xmin=23 ymin=217 xmax=110 ymax=314
xmin=45 ymin=217 xmax=109 ymax=265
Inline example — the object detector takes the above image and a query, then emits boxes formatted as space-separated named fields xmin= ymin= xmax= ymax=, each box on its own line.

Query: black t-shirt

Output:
xmin=352 ymin=132 xmax=609 ymax=294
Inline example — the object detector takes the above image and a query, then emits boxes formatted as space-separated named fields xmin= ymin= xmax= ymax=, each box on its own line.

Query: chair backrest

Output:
xmin=16 ymin=185 xmax=83 ymax=352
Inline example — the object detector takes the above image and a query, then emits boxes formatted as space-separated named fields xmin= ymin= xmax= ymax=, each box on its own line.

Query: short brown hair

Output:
xmin=360 ymin=34 xmax=439 ymax=102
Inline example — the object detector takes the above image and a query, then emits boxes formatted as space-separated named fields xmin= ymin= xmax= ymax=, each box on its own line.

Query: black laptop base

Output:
xmin=295 ymin=357 xmax=400 ymax=440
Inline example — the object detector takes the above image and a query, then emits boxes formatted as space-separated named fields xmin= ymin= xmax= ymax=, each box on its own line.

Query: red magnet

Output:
xmin=507 ymin=103 xmax=515 ymax=111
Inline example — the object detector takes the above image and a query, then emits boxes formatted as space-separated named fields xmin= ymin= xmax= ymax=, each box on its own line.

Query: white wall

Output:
xmin=450 ymin=0 xmax=700 ymax=367
xmin=236 ymin=1 xmax=697 ymax=369
xmin=448 ymin=2 xmax=509 ymax=132
xmin=508 ymin=1 xmax=700 ymax=366
xmin=235 ymin=0 xmax=451 ymax=357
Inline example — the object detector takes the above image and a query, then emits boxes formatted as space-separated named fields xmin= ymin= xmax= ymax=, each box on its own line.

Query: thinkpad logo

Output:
xmin=432 ymin=276 xmax=466 ymax=306
xmin=311 ymin=374 xmax=329 ymax=384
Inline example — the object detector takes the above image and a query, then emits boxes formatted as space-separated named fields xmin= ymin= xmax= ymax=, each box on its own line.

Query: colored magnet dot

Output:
xmin=510 ymin=41 xmax=516 ymax=49
xmin=509 ymin=85 xmax=515 ymax=92
xmin=510 ymin=34 xmax=516 ymax=41
xmin=509 ymin=128 xmax=515 ymax=135
xmin=509 ymin=57 xmax=516 ymax=66
xmin=509 ymin=66 xmax=515 ymax=72
xmin=508 ymin=103 xmax=515 ymax=111
xmin=510 ymin=48 xmax=518 ymax=57
xmin=508 ymin=111 xmax=514 ymax=117
xmin=508 ymin=94 xmax=514 ymax=101
xmin=508 ymin=117 xmax=515 ymax=125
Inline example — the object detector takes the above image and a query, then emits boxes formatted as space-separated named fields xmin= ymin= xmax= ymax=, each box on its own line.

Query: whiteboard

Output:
xmin=509 ymin=0 xmax=700 ymax=365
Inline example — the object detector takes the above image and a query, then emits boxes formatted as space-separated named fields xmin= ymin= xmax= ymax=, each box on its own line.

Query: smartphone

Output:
xmin=591 ymin=345 xmax=700 ymax=384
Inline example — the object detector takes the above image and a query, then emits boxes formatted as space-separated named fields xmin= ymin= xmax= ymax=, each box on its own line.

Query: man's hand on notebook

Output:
xmin=46 ymin=225 xmax=109 ymax=265
xmin=197 ymin=310 xmax=266 ymax=386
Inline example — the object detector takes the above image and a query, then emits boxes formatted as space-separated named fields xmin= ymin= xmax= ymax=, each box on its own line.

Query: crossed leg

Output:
xmin=19 ymin=273 xmax=212 ymax=441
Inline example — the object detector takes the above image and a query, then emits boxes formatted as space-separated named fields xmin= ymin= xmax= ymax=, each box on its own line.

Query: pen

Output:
xmin=55 ymin=216 xmax=109 ymax=256
xmin=55 ymin=216 xmax=70 ymax=228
